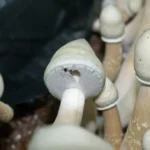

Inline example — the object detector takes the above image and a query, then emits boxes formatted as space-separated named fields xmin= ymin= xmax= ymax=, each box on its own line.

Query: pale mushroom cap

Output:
xmin=0 ymin=102 xmax=14 ymax=122
xmin=28 ymin=125 xmax=114 ymax=150
xmin=92 ymin=18 xmax=100 ymax=32
xmin=100 ymin=5 xmax=125 ymax=42
xmin=0 ymin=74 xmax=4 ymax=97
xmin=134 ymin=29 xmax=150 ymax=84
xmin=142 ymin=130 xmax=150 ymax=150
xmin=128 ymin=0 xmax=142 ymax=15
xmin=95 ymin=77 xmax=118 ymax=110
xmin=44 ymin=39 xmax=105 ymax=100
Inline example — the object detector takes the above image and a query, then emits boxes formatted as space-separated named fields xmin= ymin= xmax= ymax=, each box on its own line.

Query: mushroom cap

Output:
xmin=44 ymin=39 xmax=105 ymax=100
xmin=0 ymin=74 xmax=4 ymax=98
xmin=127 ymin=0 xmax=142 ymax=15
xmin=134 ymin=29 xmax=150 ymax=85
xmin=100 ymin=5 xmax=125 ymax=43
xmin=92 ymin=18 xmax=100 ymax=32
xmin=28 ymin=125 xmax=114 ymax=150
xmin=95 ymin=77 xmax=118 ymax=110
xmin=142 ymin=130 xmax=150 ymax=150
xmin=0 ymin=102 xmax=14 ymax=122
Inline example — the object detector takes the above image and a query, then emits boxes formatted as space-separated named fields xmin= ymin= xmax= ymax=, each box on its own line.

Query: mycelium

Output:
xmin=94 ymin=77 xmax=123 ymax=150
xmin=44 ymin=39 xmax=105 ymax=125
xmin=28 ymin=125 xmax=114 ymax=150
xmin=100 ymin=5 xmax=125 ymax=81
xmin=0 ymin=74 xmax=14 ymax=122
xmin=121 ymin=29 xmax=150 ymax=150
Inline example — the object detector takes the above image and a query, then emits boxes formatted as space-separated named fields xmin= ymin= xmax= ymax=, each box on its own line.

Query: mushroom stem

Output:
xmin=121 ymin=85 xmax=150 ymax=149
xmin=103 ymin=43 xmax=122 ymax=81
xmin=103 ymin=106 xmax=123 ymax=149
xmin=121 ymin=28 xmax=150 ymax=149
xmin=54 ymin=88 xmax=85 ymax=125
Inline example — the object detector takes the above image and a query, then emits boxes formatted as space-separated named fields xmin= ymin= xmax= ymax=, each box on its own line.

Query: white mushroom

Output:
xmin=94 ymin=77 xmax=123 ymax=150
xmin=44 ymin=39 xmax=105 ymax=125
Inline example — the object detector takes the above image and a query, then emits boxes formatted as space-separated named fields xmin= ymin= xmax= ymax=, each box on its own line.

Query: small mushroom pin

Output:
xmin=0 ymin=74 xmax=14 ymax=122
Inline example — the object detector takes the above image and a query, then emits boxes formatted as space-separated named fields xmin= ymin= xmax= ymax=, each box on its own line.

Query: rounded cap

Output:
xmin=0 ymin=102 xmax=14 ymax=122
xmin=28 ymin=125 xmax=114 ymax=150
xmin=127 ymin=0 xmax=142 ymax=15
xmin=100 ymin=5 xmax=125 ymax=43
xmin=134 ymin=29 xmax=150 ymax=85
xmin=94 ymin=77 xmax=118 ymax=110
xmin=44 ymin=39 xmax=105 ymax=100
xmin=92 ymin=18 xmax=100 ymax=32
xmin=142 ymin=130 xmax=150 ymax=150
xmin=0 ymin=74 xmax=4 ymax=97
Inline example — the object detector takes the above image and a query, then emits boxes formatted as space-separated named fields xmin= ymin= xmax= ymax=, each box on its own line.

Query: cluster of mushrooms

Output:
xmin=1 ymin=0 xmax=149 ymax=149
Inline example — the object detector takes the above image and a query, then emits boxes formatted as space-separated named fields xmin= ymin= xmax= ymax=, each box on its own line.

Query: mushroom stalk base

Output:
xmin=103 ymin=106 xmax=123 ymax=150
xmin=121 ymin=85 xmax=150 ymax=150
xmin=54 ymin=88 xmax=85 ymax=125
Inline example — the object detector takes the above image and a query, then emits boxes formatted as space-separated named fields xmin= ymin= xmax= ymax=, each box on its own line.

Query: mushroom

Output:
xmin=100 ymin=5 xmax=125 ymax=81
xmin=121 ymin=29 xmax=150 ymax=149
xmin=116 ymin=0 xmax=150 ymax=128
xmin=142 ymin=130 xmax=150 ymax=150
xmin=44 ymin=39 xmax=105 ymax=125
xmin=28 ymin=125 xmax=114 ymax=150
xmin=0 ymin=74 xmax=14 ymax=122
xmin=94 ymin=77 xmax=123 ymax=150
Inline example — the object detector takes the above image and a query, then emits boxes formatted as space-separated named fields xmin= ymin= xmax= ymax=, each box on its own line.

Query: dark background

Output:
xmin=0 ymin=0 xmax=101 ymax=105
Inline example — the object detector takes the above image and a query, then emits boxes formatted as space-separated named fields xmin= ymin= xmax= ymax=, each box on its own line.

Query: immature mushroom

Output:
xmin=44 ymin=39 xmax=105 ymax=125
xmin=121 ymin=29 xmax=150 ymax=150
xmin=100 ymin=5 xmax=125 ymax=81
xmin=142 ymin=130 xmax=150 ymax=150
xmin=0 ymin=74 xmax=14 ymax=122
xmin=94 ymin=77 xmax=123 ymax=150
xmin=116 ymin=0 xmax=150 ymax=128
xmin=28 ymin=125 xmax=114 ymax=150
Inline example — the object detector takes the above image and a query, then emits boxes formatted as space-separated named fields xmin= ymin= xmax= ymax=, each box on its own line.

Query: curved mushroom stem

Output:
xmin=103 ymin=43 xmax=122 ymax=81
xmin=54 ymin=88 xmax=85 ymax=125
xmin=103 ymin=106 xmax=123 ymax=149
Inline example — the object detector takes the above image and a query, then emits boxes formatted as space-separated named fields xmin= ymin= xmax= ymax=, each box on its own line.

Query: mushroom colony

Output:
xmin=1 ymin=0 xmax=150 ymax=150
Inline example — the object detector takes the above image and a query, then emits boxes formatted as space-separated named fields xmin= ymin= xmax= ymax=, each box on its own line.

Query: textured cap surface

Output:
xmin=100 ymin=5 xmax=125 ymax=42
xmin=95 ymin=77 xmax=118 ymax=110
xmin=44 ymin=39 xmax=105 ymax=100
xmin=134 ymin=29 xmax=150 ymax=85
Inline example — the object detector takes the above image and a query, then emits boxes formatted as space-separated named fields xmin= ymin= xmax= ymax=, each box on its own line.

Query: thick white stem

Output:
xmin=54 ymin=88 xmax=85 ymax=125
